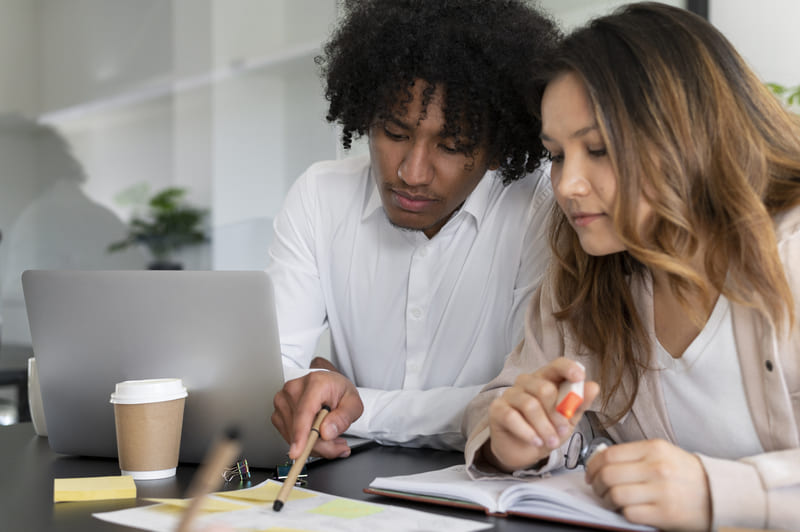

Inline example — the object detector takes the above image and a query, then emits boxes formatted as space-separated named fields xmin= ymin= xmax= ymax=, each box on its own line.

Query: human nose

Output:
xmin=397 ymin=142 xmax=434 ymax=186
xmin=555 ymin=156 xmax=590 ymax=198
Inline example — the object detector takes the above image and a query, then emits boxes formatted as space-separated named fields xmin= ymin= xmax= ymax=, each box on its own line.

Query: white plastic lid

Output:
xmin=109 ymin=378 xmax=187 ymax=404
xmin=121 ymin=467 xmax=177 ymax=480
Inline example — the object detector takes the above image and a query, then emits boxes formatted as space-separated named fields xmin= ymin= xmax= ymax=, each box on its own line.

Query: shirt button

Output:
xmin=418 ymin=247 xmax=428 ymax=258
xmin=410 ymin=308 xmax=422 ymax=319
xmin=408 ymin=362 xmax=420 ymax=373
xmin=765 ymin=360 xmax=774 ymax=372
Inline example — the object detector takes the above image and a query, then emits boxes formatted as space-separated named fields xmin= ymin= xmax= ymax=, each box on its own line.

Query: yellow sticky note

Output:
xmin=309 ymin=499 xmax=384 ymax=519
xmin=54 ymin=476 xmax=136 ymax=502
xmin=216 ymin=482 xmax=316 ymax=504
xmin=261 ymin=528 xmax=316 ymax=532
xmin=144 ymin=497 xmax=251 ymax=512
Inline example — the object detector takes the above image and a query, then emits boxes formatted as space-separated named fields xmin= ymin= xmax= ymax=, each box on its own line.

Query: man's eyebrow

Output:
xmin=540 ymin=124 xmax=599 ymax=142
xmin=385 ymin=116 xmax=411 ymax=130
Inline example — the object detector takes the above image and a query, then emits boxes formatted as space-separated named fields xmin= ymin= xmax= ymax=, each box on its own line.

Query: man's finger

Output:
xmin=289 ymin=395 xmax=332 ymax=458
xmin=320 ymin=389 xmax=363 ymax=440
xmin=289 ymin=401 xmax=330 ymax=459
xmin=312 ymin=437 xmax=352 ymax=460
xmin=310 ymin=357 xmax=339 ymax=372
xmin=271 ymin=388 xmax=296 ymax=441
xmin=289 ymin=373 xmax=356 ymax=458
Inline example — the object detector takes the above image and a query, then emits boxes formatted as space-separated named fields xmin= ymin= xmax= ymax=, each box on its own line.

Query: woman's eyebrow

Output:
xmin=540 ymin=123 xmax=599 ymax=142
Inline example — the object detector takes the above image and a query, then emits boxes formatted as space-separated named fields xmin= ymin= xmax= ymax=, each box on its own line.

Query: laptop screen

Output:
xmin=22 ymin=269 xmax=289 ymax=468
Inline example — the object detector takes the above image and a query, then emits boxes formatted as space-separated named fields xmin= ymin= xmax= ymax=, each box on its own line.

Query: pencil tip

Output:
xmin=273 ymin=500 xmax=284 ymax=512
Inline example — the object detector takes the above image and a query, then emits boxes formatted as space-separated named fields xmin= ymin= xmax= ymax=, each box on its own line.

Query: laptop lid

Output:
xmin=22 ymin=269 xmax=289 ymax=469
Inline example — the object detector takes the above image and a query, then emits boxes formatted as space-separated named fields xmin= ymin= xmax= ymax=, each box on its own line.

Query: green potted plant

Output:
xmin=767 ymin=82 xmax=800 ymax=112
xmin=108 ymin=185 xmax=208 ymax=270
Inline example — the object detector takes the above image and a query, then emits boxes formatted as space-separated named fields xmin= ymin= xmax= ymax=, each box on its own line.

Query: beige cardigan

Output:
xmin=463 ymin=206 xmax=800 ymax=531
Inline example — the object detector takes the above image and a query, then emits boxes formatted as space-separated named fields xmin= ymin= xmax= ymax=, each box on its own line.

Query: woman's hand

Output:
xmin=485 ymin=357 xmax=599 ymax=472
xmin=585 ymin=439 xmax=711 ymax=531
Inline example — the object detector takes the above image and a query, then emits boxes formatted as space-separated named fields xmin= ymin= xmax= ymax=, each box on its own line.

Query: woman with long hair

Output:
xmin=463 ymin=3 xmax=800 ymax=530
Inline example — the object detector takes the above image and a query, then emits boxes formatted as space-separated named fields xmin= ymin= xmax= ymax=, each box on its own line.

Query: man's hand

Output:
xmin=585 ymin=439 xmax=711 ymax=531
xmin=271 ymin=359 xmax=364 ymax=460
xmin=486 ymin=357 xmax=599 ymax=472
xmin=309 ymin=356 xmax=338 ymax=371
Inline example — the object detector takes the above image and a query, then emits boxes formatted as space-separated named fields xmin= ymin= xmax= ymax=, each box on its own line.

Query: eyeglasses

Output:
xmin=564 ymin=430 xmax=613 ymax=470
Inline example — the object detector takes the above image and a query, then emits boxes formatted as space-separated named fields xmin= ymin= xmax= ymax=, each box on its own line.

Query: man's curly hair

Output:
xmin=317 ymin=0 xmax=562 ymax=184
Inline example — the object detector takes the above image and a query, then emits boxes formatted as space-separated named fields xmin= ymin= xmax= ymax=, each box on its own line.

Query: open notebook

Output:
xmin=366 ymin=464 xmax=656 ymax=531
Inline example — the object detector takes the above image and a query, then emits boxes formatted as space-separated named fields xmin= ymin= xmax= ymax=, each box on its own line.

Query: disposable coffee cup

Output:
xmin=110 ymin=378 xmax=188 ymax=480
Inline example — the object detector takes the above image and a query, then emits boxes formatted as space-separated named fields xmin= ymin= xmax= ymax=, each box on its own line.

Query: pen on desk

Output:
xmin=273 ymin=405 xmax=330 ymax=512
xmin=176 ymin=426 xmax=241 ymax=532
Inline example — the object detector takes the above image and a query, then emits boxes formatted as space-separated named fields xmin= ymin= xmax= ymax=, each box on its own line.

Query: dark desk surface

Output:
xmin=0 ymin=344 xmax=32 ymax=422
xmin=0 ymin=423 xmax=579 ymax=531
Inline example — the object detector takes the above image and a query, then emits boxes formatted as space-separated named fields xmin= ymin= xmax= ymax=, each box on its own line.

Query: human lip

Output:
xmin=391 ymin=189 xmax=439 ymax=212
xmin=570 ymin=211 xmax=605 ymax=227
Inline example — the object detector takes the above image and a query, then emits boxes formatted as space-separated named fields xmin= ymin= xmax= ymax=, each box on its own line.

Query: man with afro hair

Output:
xmin=270 ymin=0 xmax=560 ymax=460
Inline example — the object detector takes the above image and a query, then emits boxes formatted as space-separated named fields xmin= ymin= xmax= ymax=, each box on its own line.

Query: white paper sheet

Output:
xmin=93 ymin=479 xmax=491 ymax=532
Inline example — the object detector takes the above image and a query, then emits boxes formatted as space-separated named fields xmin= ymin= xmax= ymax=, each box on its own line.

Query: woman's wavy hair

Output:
xmin=317 ymin=0 xmax=561 ymax=184
xmin=536 ymin=2 xmax=800 ymax=422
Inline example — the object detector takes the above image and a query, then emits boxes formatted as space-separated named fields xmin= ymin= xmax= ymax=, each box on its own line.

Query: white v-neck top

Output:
xmin=657 ymin=295 xmax=764 ymax=459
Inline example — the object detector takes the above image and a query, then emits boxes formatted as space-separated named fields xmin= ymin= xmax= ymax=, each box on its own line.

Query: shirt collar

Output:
xmin=362 ymin=167 xmax=384 ymax=222
xmin=361 ymin=166 xmax=497 ymax=232
xmin=459 ymin=168 xmax=495 ymax=231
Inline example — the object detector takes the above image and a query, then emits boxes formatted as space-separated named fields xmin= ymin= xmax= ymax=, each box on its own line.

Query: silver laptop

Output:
xmin=22 ymin=269 xmax=289 ymax=469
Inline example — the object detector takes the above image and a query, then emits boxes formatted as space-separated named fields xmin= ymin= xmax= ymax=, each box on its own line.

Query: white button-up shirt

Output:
xmin=268 ymin=154 xmax=552 ymax=449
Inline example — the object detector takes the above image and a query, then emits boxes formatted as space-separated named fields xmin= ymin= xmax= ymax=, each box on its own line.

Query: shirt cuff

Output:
xmin=343 ymin=387 xmax=380 ymax=438
xmin=698 ymin=454 xmax=767 ymax=530
xmin=282 ymin=366 xmax=329 ymax=383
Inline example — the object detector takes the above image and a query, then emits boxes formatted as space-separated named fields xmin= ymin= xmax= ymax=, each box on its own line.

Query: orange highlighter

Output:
xmin=556 ymin=379 xmax=584 ymax=419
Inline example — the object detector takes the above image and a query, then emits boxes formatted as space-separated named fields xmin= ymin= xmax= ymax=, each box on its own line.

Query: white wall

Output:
xmin=0 ymin=0 xmax=339 ymax=345
xmin=710 ymin=0 xmax=800 ymax=86
xmin=536 ymin=0 xmax=800 ymax=90
xmin=34 ymin=0 xmax=339 ymax=273
xmin=0 ymin=1 xmax=40 ymax=236
xmin=0 ymin=0 xmax=38 ymax=116
xmin=39 ymin=1 xmax=173 ymax=113
xmin=208 ymin=0 xmax=338 ymax=269
xmin=537 ymin=0 xmax=683 ymax=30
